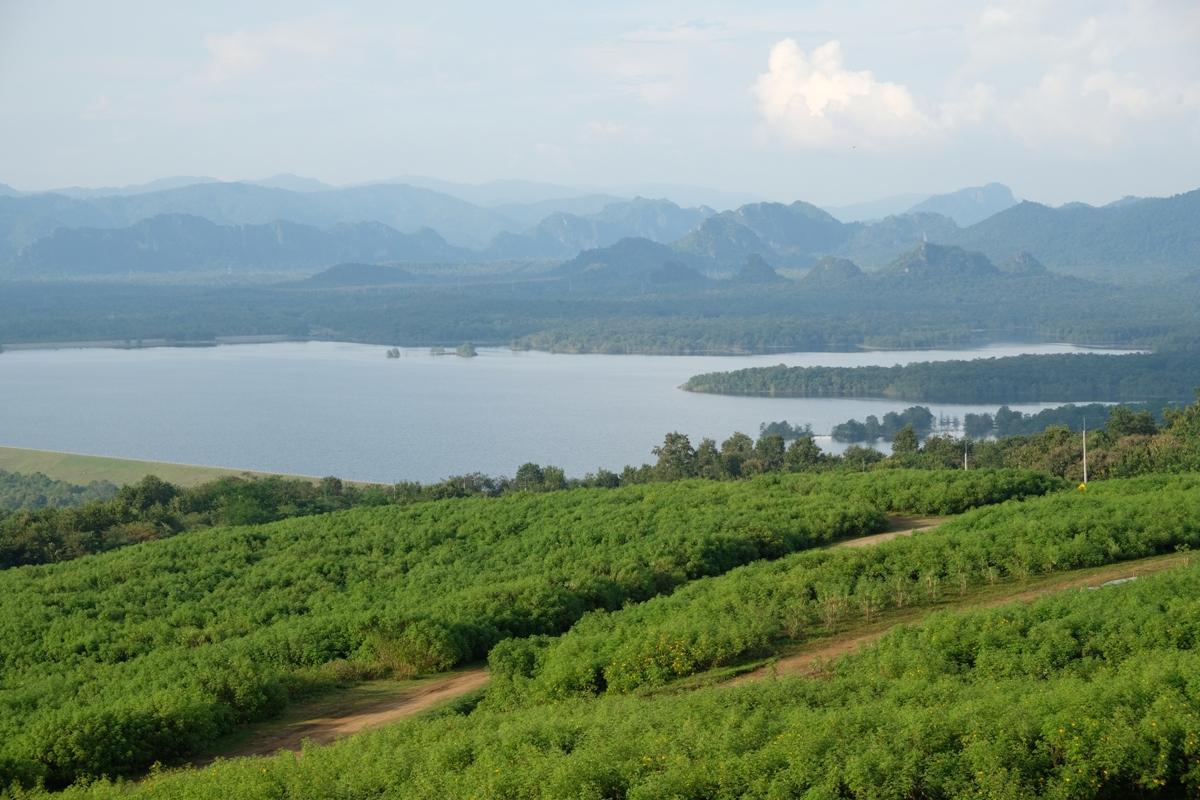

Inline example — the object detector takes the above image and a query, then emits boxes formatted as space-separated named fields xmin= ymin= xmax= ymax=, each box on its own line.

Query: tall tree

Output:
xmin=892 ymin=424 xmax=919 ymax=456
xmin=652 ymin=432 xmax=697 ymax=481
xmin=784 ymin=435 xmax=824 ymax=471
xmin=720 ymin=432 xmax=755 ymax=478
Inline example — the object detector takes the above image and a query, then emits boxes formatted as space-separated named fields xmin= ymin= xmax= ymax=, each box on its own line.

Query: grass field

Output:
xmin=0 ymin=445 xmax=308 ymax=487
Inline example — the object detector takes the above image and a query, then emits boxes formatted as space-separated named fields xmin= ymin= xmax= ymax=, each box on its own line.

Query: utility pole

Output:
xmin=963 ymin=438 xmax=969 ymax=470
xmin=1082 ymin=420 xmax=1088 ymax=485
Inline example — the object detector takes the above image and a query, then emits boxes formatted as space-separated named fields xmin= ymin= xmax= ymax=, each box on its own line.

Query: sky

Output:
xmin=1 ymin=0 xmax=1198 ymax=206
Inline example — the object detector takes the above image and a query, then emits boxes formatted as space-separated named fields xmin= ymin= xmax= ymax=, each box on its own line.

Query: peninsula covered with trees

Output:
xmin=684 ymin=349 xmax=1200 ymax=403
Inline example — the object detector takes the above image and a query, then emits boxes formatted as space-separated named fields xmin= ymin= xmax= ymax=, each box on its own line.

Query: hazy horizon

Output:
xmin=3 ymin=1 xmax=1199 ymax=207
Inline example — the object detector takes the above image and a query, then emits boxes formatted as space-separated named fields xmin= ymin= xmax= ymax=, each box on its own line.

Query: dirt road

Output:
xmin=733 ymin=552 xmax=1191 ymax=683
xmin=203 ymin=668 xmax=489 ymax=762
xmin=834 ymin=514 xmax=949 ymax=548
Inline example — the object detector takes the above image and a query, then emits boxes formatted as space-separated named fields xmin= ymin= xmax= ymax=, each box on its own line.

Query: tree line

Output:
xmin=3 ymin=264 xmax=1199 ymax=357
xmin=0 ymin=470 xmax=116 ymax=512
xmin=0 ymin=474 xmax=394 ymax=569
xmin=963 ymin=400 xmax=1172 ymax=438
xmin=830 ymin=405 xmax=935 ymax=442
xmin=683 ymin=351 xmax=1200 ymax=402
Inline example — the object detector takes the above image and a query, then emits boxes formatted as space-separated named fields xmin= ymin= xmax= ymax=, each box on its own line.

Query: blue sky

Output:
xmin=1 ymin=0 xmax=1198 ymax=205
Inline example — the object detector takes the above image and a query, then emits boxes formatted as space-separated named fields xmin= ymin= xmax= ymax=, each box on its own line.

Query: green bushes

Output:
xmin=32 ymin=561 xmax=1200 ymax=800
xmin=364 ymin=621 xmax=469 ymax=678
xmin=493 ymin=476 xmax=1200 ymax=701
xmin=0 ymin=470 xmax=117 ymax=512
xmin=0 ymin=472 xmax=902 ymax=787
xmin=0 ymin=474 xmax=394 ymax=569
xmin=0 ymin=469 xmax=1053 ymax=787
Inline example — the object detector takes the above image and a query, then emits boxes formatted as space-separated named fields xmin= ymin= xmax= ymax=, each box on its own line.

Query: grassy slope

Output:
xmin=0 ymin=445 xmax=314 ymax=487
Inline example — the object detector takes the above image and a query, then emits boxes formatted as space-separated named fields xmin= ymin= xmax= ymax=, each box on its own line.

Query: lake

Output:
xmin=0 ymin=342 xmax=1131 ymax=483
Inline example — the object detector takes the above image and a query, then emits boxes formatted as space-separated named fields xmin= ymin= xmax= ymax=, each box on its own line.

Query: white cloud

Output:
xmin=202 ymin=18 xmax=343 ymax=83
xmin=756 ymin=3 xmax=1200 ymax=153
xmin=619 ymin=21 xmax=733 ymax=45
xmin=582 ymin=120 xmax=628 ymax=138
xmin=81 ymin=94 xmax=112 ymax=120
xmin=977 ymin=5 xmax=1016 ymax=30
xmin=956 ymin=0 xmax=1200 ymax=149
xmin=753 ymin=39 xmax=937 ymax=149
xmin=585 ymin=41 xmax=690 ymax=104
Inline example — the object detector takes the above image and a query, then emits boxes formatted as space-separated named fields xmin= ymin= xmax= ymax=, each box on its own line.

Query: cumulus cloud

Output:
xmin=753 ymin=39 xmax=937 ymax=149
xmin=755 ymin=4 xmax=1200 ymax=153
xmin=957 ymin=0 xmax=1200 ymax=149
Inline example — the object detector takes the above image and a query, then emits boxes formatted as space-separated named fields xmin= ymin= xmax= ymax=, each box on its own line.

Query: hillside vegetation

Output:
xmin=489 ymin=475 xmax=1199 ymax=701
xmin=5 ymin=472 xmax=1052 ymax=787
xmin=28 ymin=531 xmax=1200 ymax=799
xmin=0 ymin=474 xmax=392 ymax=569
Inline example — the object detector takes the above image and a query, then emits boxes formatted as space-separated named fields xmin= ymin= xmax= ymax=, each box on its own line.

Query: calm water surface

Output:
xmin=0 ymin=342 xmax=1132 ymax=483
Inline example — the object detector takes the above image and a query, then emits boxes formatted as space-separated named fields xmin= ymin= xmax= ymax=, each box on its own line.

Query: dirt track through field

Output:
xmin=834 ymin=514 xmax=950 ymax=548
xmin=732 ymin=552 xmax=1192 ymax=684
xmin=204 ymin=669 xmax=489 ymax=761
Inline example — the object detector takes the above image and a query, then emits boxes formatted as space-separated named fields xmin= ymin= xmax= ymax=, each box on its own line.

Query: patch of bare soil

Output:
xmin=834 ymin=514 xmax=950 ymax=549
xmin=206 ymin=668 xmax=489 ymax=761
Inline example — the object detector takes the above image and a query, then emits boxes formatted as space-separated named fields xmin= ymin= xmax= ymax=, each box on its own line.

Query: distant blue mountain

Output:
xmin=907 ymin=183 xmax=1019 ymax=226
xmin=15 ymin=214 xmax=471 ymax=276
xmin=0 ymin=181 xmax=516 ymax=252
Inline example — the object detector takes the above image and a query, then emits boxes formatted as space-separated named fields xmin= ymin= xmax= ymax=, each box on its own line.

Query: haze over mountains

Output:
xmin=0 ymin=176 xmax=1197 ymax=285
xmin=825 ymin=182 xmax=1018 ymax=226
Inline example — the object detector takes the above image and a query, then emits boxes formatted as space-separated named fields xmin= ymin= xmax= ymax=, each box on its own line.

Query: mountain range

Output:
xmin=948 ymin=191 xmax=1200 ymax=281
xmin=1 ymin=176 xmax=1197 ymax=284
xmin=553 ymin=188 xmax=1200 ymax=284
xmin=15 ymin=214 xmax=472 ymax=275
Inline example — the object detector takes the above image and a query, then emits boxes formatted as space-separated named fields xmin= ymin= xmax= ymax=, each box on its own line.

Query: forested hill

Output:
xmin=948 ymin=189 xmax=1200 ymax=282
xmin=683 ymin=351 xmax=1200 ymax=403
xmin=907 ymin=181 xmax=1018 ymax=225
xmin=3 ymin=241 xmax=1197 ymax=354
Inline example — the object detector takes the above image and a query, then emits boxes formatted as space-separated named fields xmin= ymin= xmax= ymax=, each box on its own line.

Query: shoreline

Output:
xmin=0 ymin=334 xmax=299 ymax=352
xmin=0 ymin=335 xmax=1140 ymax=357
